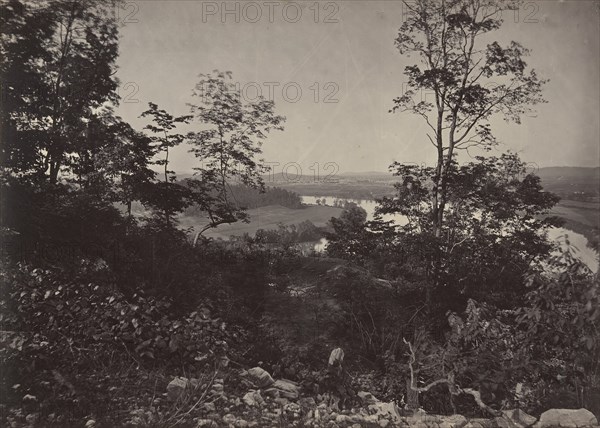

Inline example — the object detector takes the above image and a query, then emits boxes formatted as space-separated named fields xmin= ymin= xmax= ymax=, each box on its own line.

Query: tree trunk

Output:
xmin=406 ymin=378 xmax=419 ymax=411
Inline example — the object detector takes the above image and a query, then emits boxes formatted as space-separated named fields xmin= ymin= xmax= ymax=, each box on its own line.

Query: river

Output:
xmin=301 ymin=195 xmax=600 ymax=273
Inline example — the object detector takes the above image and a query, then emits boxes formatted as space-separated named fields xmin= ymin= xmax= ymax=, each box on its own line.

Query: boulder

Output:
xmin=246 ymin=367 xmax=275 ymax=388
xmin=463 ymin=419 xmax=496 ymax=428
xmin=357 ymin=391 xmax=379 ymax=405
xmin=369 ymin=401 xmax=402 ymax=424
xmin=535 ymin=408 xmax=598 ymax=428
xmin=498 ymin=409 xmax=537 ymax=428
xmin=265 ymin=379 xmax=300 ymax=400
xmin=167 ymin=377 xmax=189 ymax=401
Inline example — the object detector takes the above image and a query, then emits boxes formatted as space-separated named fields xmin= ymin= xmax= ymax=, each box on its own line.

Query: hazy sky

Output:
xmin=115 ymin=0 xmax=600 ymax=174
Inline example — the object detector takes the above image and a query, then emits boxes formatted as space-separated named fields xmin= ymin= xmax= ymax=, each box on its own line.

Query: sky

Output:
xmin=114 ymin=0 xmax=600 ymax=174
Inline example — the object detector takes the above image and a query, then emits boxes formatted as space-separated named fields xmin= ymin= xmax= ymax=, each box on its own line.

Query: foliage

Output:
xmin=186 ymin=71 xmax=286 ymax=236
xmin=377 ymin=153 xmax=561 ymax=309
xmin=392 ymin=0 xmax=547 ymax=236
xmin=0 ymin=258 xmax=246 ymax=426
xmin=326 ymin=203 xmax=377 ymax=263
xmin=516 ymin=249 xmax=600 ymax=414
xmin=1 ymin=0 xmax=121 ymax=183
xmin=253 ymin=221 xmax=323 ymax=245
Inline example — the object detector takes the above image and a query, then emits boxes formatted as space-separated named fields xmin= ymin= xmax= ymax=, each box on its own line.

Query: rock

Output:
xmin=85 ymin=420 xmax=96 ymax=428
xmin=274 ymin=397 xmax=290 ymax=406
xmin=196 ymin=420 xmax=217 ymax=428
xmin=357 ymin=391 xmax=379 ymax=405
xmin=438 ymin=414 xmax=468 ymax=428
xmin=22 ymin=394 xmax=37 ymax=403
xmin=299 ymin=397 xmax=317 ymax=408
xmin=379 ymin=419 xmax=390 ymax=428
xmin=243 ymin=390 xmax=264 ymax=407
xmin=284 ymin=402 xmax=301 ymax=412
xmin=167 ymin=377 xmax=189 ymax=401
xmin=265 ymin=379 xmax=300 ymax=400
xmin=336 ymin=414 xmax=352 ymax=424
xmin=463 ymin=419 xmax=496 ymax=428
xmin=190 ymin=378 xmax=200 ymax=389
xmin=246 ymin=367 xmax=275 ymax=388
xmin=370 ymin=402 xmax=402 ymax=424
xmin=535 ymin=408 xmax=598 ymax=428
xmin=236 ymin=420 xmax=249 ymax=428
xmin=329 ymin=348 xmax=345 ymax=366
xmin=498 ymin=409 xmax=536 ymax=428
xmin=222 ymin=413 xmax=237 ymax=426
xmin=201 ymin=402 xmax=216 ymax=413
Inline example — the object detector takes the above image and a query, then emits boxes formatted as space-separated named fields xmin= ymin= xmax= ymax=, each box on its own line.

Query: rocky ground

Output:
xmin=153 ymin=361 xmax=599 ymax=428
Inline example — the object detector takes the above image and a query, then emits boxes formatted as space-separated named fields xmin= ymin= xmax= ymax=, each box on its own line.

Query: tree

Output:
xmin=186 ymin=71 xmax=285 ymax=237
xmin=139 ymin=103 xmax=192 ymax=226
xmin=378 ymin=153 xmax=560 ymax=308
xmin=140 ymin=103 xmax=192 ymax=185
xmin=1 ymin=0 xmax=121 ymax=183
xmin=392 ymin=0 xmax=546 ymax=238
xmin=326 ymin=203 xmax=374 ymax=262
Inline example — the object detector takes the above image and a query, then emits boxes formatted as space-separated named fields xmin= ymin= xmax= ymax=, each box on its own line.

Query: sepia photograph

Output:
xmin=1 ymin=0 xmax=599 ymax=426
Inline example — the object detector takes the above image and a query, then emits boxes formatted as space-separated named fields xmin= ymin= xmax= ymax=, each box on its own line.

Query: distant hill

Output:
xmin=537 ymin=167 xmax=600 ymax=198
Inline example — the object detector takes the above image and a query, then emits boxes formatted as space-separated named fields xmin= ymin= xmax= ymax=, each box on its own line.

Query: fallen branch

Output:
xmin=403 ymin=338 xmax=501 ymax=417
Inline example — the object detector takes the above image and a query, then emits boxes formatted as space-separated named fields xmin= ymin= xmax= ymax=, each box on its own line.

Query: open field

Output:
xmin=178 ymin=204 xmax=343 ymax=239
xmin=550 ymin=200 xmax=600 ymax=249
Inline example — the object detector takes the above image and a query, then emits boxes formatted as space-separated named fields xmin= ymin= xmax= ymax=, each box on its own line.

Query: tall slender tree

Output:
xmin=186 ymin=71 xmax=285 ymax=237
xmin=139 ymin=103 xmax=192 ymax=226
xmin=392 ymin=0 xmax=546 ymax=238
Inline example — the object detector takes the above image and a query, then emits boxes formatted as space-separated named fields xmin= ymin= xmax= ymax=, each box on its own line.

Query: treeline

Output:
xmin=183 ymin=185 xmax=303 ymax=217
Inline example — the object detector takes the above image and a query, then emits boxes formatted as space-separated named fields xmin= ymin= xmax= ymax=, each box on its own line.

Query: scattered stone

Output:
xmin=236 ymin=419 xmax=249 ymax=428
xmin=25 ymin=414 xmax=38 ymax=425
xmin=274 ymin=397 xmax=290 ymax=406
xmin=299 ymin=397 xmax=317 ymax=408
xmin=246 ymin=367 xmax=275 ymax=388
xmin=167 ymin=377 xmax=189 ymax=401
xmin=201 ymin=402 xmax=216 ymax=413
xmin=357 ymin=391 xmax=379 ymax=405
xmin=265 ymin=379 xmax=300 ymax=400
xmin=196 ymin=420 xmax=217 ymax=428
xmin=336 ymin=414 xmax=352 ymax=424
xmin=243 ymin=390 xmax=264 ymax=407
xmin=438 ymin=414 xmax=468 ymax=428
xmin=222 ymin=413 xmax=237 ymax=426
xmin=463 ymin=419 xmax=495 ymax=428
xmin=378 ymin=419 xmax=390 ymax=428
xmin=22 ymin=394 xmax=37 ymax=403
xmin=369 ymin=402 xmax=402 ymax=424
xmin=535 ymin=408 xmax=598 ymax=428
